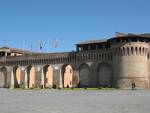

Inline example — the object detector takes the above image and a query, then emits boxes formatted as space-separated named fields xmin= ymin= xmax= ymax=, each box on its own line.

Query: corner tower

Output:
xmin=108 ymin=33 xmax=150 ymax=89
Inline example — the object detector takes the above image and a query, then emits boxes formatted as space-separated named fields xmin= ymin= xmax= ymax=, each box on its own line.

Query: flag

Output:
xmin=54 ymin=38 xmax=59 ymax=48
xmin=38 ymin=40 xmax=43 ymax=51
xmin=40 ymin=42 xmax=42 ymax=50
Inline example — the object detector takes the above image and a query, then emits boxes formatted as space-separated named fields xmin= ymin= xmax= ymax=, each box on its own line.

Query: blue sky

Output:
xmin=0 ymin=0 xmax=150 ymax=52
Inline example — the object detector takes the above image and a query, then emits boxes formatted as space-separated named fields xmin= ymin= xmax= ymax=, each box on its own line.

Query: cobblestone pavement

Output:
xmin=0 ymin=89 xmax=150 ymax=113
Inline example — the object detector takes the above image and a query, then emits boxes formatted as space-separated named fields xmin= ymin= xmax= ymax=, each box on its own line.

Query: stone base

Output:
xmin=113 ymin=78 xmax=150 ymax=89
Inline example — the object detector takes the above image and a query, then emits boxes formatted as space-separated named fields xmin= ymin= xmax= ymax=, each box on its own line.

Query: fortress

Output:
xmin=0 ymin=32 xmax=150 ymax=89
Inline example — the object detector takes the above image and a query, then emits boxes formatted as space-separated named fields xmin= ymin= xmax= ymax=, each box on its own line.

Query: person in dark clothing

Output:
xmin=131 ymin=82 xmax=136 ymax=90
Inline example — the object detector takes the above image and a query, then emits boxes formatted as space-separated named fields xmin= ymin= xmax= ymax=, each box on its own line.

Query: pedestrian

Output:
xmin=131 ymin=82 xmax=136 ymax=90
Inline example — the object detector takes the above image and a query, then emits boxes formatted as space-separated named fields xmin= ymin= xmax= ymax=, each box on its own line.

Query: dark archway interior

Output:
xmin=79 ymin=64 xmax=90 ymax=87
xmin=97 ymin=63 xmax=112 ymax=87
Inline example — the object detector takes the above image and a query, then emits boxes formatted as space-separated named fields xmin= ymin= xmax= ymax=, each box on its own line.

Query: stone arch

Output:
xmin=0 ymin=67 xmax=7 ymax=88
xmin=135 ymin=47 xmax=138 ymax=55
xmin=43 ymin=65 xmax=53 ymax=88
xmin=102 ymin=54 xmax=104 ymax=59
xmin=107 ymin=54 xmax=109 ymax=60
xmin=62 ymin=64 xmax=73 ymax=88
xmin=27 ymin=65 xmax=35 ymax=88
xmin=97 ymin=63 xmax=112 ymax=87
xmin=93 ymin=54 xmax=96 ymax=60
xmin=85 ymin=54 xmax=87 ymax=61
xmin=104 ymin=53 xmax=107 ymax=59
xmin=99 ymin=54 xmax=101 ymax=60
xmin=79 ymin=63 xmax=90 ymax=87
xmin=148 ymin=53 xmax=150 ymax=59
xmin=139 ymin=47 xmax=142 ymax=55
xmin=145 ymin=48 xmax=147 ymax=55
xmin=13 ymin=66 xmax=21 ymax=88
xmin=142 ymin=47 xmax=145 ymax=55
xmin=131 ymin=47 xmax=134 ymax=55
xmin=88 ymin=54 xmax=90 ymax=60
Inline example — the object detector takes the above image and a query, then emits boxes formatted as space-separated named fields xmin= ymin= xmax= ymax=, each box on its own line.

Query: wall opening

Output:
xmin=97 ymin=63 xmax=112 ymax=87
xmin=43 ymin=65 xmax=53 ymax=88
xmin=79 ymin=63 xmax=90 ymax=87
xmin=63 ymin=65 xmax=73 ymax=88
xmin=14 ymin=66 xmax=21 ymax=88
xmin=27 ymin=66 xmax=35 ymax=88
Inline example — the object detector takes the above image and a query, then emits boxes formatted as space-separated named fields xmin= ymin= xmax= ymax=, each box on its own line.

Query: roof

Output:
xmin=139 ymin=33 xmax=150 ymax=38
xmin=125 ymin=33 xmax=150 ymax=38
xmin=0 ymin=46 xmax=34 ymax=54
xmin=115 ymin=32 xmax=150 ymax=38
xmin=108 ymin=33 xmax=150 ymax=41
xmin=76 ymin=39 xmax=107 ymax=45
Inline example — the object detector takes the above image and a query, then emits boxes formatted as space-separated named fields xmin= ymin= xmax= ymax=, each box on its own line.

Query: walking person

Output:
xmin=131 ymin=82 xmax=136 ymax=90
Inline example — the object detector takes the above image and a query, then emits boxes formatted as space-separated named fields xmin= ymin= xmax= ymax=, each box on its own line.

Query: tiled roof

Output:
xmin=0 ymin=46 xmax=33 ymax=54
xmin=76 ymin=39 xmax=107 ymax=45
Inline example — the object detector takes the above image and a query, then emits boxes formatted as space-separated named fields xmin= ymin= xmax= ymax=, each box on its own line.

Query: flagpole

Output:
xmin=47 ymin=39 xmax=50 ymax=52
xmin=23 ymin=40 xmax=26 ymax=50
xmin=54 ymin=38 xmax=59 ymax=48
xmin=30 ymin=44 xmax=33 ymax=54
xmin=30 ymin=44 xmax=32 ymax=51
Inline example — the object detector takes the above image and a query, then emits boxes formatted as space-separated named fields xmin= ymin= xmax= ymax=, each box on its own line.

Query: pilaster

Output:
xmin=7 ymin=67 xmax=14 ymax=89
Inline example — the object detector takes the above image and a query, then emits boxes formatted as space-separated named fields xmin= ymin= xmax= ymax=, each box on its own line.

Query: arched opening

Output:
xmin=135 ymin=47 xmax=138 ymax=55
xmin=139 ymin=47 xmax=142 ymax=55
xmin=97 ymin=63 xmax=112 ymax=87
xmin=79 ymin=63 xmax=90 ymax=87
xmin=27 ymin=66 xmax=35 ymax=88
xmin=63 ymin=65 xmax=73 ymax=88
xmin=142 ymin=47 xmax=145 ymax=55
xmin=43 ymin=65 xmax=53 ymax=88
xmin=131 ymin=47 xmax=134 ymax=55
xmin=0 ymin=67 xmax=7 ymax=88
xmin=14 ymin=66 xmax=21 ymax=88
xmin=99 ymin=54 xmax=101 ymax=60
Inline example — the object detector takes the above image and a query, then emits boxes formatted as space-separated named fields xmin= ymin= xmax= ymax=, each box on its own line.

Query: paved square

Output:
xmin=0 ymin=89 xmax=150 ymax=113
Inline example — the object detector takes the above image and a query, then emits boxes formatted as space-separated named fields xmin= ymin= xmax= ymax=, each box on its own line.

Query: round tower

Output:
xmin=108 ymin=34 xmax=150 ymax=89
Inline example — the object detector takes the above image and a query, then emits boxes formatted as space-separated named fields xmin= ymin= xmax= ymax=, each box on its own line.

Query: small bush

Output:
xmin=84 ymin=87 xmax=87 ymax=90
xmin=98 ymin=87 xmax=101 ymax=90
